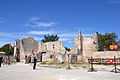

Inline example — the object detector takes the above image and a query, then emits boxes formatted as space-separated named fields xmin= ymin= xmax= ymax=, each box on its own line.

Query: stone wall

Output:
xmin=91 ymin=51 xmax=120 ymax=58
xmin=14 ymin=37 xmax=39 ymax=61
xmin=38 ymin=41 xmax=66 ymax=52
xmin=70 ymin=31 xmax=98 ymax=62
xmin=82 ymin=37 xmax=96 ymax=62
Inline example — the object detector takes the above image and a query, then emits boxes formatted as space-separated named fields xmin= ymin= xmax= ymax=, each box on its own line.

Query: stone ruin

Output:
xmin=14 ymin=31 xmax=99 ymax=63
xmin=14 ymin=37 xmax=67 ymax=63
xmin=70 ymin=31 xmax=98 ymax=63
xmin=14 ymin=31 xmax=120 ymax=64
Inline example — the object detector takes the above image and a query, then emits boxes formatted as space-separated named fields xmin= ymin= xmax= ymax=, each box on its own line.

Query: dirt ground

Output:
xmin=0 ymin=63 xmax=120 ymax=80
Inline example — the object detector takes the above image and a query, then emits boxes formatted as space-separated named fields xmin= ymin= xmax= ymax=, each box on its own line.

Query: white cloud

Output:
xmin=32 ymin=22 xmax=56 ymax=27
xmin=59 ymin=38 xmax=71 ymax=41
xmin=27 ymin=30 xmax=56 ymax=35
xmin=0 ymin=41 xmax=13 ymax=47
xmin=25 ymin=21 xmax=56 ymax=28
xmin=28 ymin=16 xmax=40 ymax=21
xmin=0 ymin=32 xmax=14 ymax=37
xmin=82 ymin=34 xmax=93 ymax=36
xmin=58 ymin=33 xmax=77 ymax=37
xmin=25 ymin=16 xmax=57 ymax=27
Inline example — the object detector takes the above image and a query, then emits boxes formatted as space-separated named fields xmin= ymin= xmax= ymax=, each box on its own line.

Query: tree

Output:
xmin=65 ymin=47 xmax=70 ymax=52
xmin=0 ymin=44 xmax=14 ymax=56
xmin=41 ymin=34 xmax=59 ymax=43
xmin=98 ymin=32 xmax=118 ymax=51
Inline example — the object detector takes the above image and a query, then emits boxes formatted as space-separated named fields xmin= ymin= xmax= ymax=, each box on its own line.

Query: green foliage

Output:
xmin=98 ymin=32 xmax=118 ymax=51
xmin=41 ymin=34 xmax=59 ymax=43
xmin=0 ymin=44 xmax=14 ymax=56
xmin=65 ymin=47 xmax=70 ymax=52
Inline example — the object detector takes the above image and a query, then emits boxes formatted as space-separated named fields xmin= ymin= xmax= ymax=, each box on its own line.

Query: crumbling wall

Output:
xmin=14 ymin=37 xmax=39 ymax=61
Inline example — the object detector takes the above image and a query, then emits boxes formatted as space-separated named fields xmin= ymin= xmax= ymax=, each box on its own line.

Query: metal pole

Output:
xmin=114 ymin=56 xmax=117 ymax=73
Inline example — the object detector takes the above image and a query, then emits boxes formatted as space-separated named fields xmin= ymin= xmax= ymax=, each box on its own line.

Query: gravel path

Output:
xmin=0 ymin=63 xmax=120 ymax=80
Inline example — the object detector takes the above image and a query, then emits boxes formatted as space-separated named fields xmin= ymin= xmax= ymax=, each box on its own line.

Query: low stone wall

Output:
xmin=91 ymin=51 xmax=120 ymax=58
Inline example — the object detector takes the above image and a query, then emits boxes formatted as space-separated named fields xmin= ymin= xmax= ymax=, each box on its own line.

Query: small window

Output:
xmin=53 ymin=44 xmax=55 ymax=49
xmin=45 ymin=45 xmax=47 ymax=50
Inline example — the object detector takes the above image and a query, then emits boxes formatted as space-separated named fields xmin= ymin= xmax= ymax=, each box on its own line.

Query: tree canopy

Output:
xmin=0 ymin=44 xmax=14 ymax=56
xmin=117 ymin=41 xmax=120 ymax=51
xmin=41 ymin=34 xmax=59 ymax=43
xmin=98 ymin=32 xmax=118 ymax=51
xmin=65 ymin=47 xmax=70 ymax=52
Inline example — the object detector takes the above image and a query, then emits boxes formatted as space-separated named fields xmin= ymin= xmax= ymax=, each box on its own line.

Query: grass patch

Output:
xmin=40 ymin=61 xmax=89 ymax=69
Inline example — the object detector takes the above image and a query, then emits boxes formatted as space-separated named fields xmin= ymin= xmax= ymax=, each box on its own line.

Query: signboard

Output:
xmin=109 ymin=45 xmax=118 ymax=50
xmin=108 ymin=58 xmax=114 ymax=64
xmin=114 ymin=45 xmax=118 ymax=50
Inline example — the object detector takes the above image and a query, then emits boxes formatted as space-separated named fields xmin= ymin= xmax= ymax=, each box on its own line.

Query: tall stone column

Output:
xmin=19 ymin=40 xmax=25 ymax=61
xmin=78 ymin=30 xmax=83 ymax=55
xmin=93 ymin=32 xmax=98 ymax=51
xmin=14 ymin=41 xmax=17 ymax=57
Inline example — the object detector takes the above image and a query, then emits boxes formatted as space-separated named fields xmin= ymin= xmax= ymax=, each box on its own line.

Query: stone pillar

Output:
xmin=19 ymin=40 xmax=25 ymax=61
xmin=93 ymin=32 xmax=98 ymax=51
xmin=78 ymin=30 xmax=83 ymax=55
xmin=14 ymin=41 xmax=17 ymax=57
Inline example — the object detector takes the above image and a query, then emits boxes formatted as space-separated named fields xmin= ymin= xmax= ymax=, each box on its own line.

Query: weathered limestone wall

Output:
xmin=14 ymin=37 xmax=39 ymax=61
xmin=42 ymin=52 xmax=67 ymax=63
xmin=38 ymin=41 xmax=66 ymax=52
xmin=71 ymin=31 xmax=98 ymax=63
xmin=82 ymin=37 xmax=95 ymax=62
xmin=39 ymin=41 xmax=66 ymax=63
xmin=91 ymin=51 xmax=120 ymax=58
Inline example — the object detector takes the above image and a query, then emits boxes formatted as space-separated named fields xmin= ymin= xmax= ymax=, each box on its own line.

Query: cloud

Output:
xmin=58 ymin=33 xmax=77 ymax=37
xmin=59 ymin=38 xmax=71 ymax=41
xmin=28 ymin=16 xmax=40 ymax=21
xmin=82 ymin=34 xmax=93 ymax=36
xmin=25 ymin=16 xmax=57 ymax=27
xmin=25 ymin=21 xmax=56 ymax=28
xmin=27 ymin=30 xmax=56 ymax=35
xmin=32 ymin=22 xmax=56 ymax=27
xmin=0 ymin=41 xmax=9 ymax=47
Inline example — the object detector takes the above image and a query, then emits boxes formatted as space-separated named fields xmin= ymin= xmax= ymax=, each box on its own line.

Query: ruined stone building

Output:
xmin=70 ymin=31 xmax=98 ymax=63
xmin=14 ymin=37 xmax=66 ymax=63
xmin=14 ymin=31 xmax=120 ymax=63
xmin=14 ymin=31 xmax=99 ymax=63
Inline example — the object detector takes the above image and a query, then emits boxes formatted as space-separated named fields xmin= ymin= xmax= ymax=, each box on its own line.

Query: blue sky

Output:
xmin=0 ymin=0 xmax=120 ymax=48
